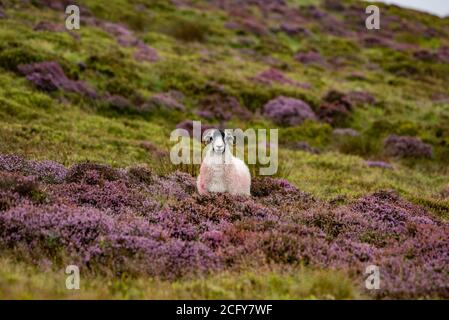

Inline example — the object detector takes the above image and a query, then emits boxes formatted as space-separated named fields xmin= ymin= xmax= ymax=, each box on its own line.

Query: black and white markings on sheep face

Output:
xmin=203 ymin=129 xmax=234 ymax=154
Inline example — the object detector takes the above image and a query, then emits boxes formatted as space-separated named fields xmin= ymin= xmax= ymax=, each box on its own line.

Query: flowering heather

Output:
xmin=144 ymin=91 xmax=185 ymax=112
xmin=0 ymin=190 xmax=21 ymax=212
xmin=0 ymin=154 xmax=68 ymax=183
xmin=134 ymin=42 xmax=160 ymax=63
xmin=280 ymin=23 xmax=309 ymax=36
xmin=26 ymin=160 xmax=68 ymax=183
xmin=0 ymin=154 xmax=28 ymax=172
xmin=106 ymin=95 xmax=134 ymax=113
xmin=101 ymin=22 xmax=140 ymax=47
xmin=1 ymin=154 xmax=448 ymax=297
xmin=413 ymin=48 xmax=449 ymax=64
xmin=88 ymin=19 xmax=159 ymax=63
xmin=18 ymin=61 xmax=97 ymax=98
xmin=323 ymin=90 xmax=353 ymax=110
xmin=0 ymin=204 xmax=218 ymax=278
xmin=33 ymin=21 xmax=66 ymax=32
xmin=263 ymin=96 xmax=317 ymax=126
xmin=318 ymin=102 xmax=349 ymax=126
xmin=48 ymin=180 xmax=160 ymax=215
xmin=251 ymin=68 xmax=309 ymax=88
xmin=175 ymin=120 xmax=215 ymax=138
xmin=294 ymin=51 xmax=325 ymax=65
xmin=384 ymin=135 xmax=433 ymax=159
xmin=238 ymin=18 xmax=269 ymax=36
xmin=318 ymin=90 xmax=357 ymax=125
xmin=197 ymin=94 xmax=251 ymax=121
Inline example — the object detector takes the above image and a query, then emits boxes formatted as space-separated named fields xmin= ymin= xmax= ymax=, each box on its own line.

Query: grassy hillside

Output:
xmin=0 ymin=0 xmax=448 ymax=299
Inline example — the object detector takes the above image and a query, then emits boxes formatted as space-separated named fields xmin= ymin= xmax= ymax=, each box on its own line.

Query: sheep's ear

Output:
xmin=202 ymin=129 xmax=214 ymax=144
xmin=224 ymin=130 xmax=235 ymax=145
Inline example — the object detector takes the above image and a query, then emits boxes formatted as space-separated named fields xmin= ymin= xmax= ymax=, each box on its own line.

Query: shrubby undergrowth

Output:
xmin=0 ymin=154 xmax=448 ymax=298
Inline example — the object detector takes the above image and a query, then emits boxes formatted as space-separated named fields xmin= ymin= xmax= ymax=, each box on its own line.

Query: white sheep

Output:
xmin=197 ymin=129 xmax=251 ymax=196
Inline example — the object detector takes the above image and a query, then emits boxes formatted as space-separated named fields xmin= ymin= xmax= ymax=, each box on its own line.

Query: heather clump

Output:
xmin=145 ymin=171 xmax=198 ymax=200
xmin=263 ymin=96 xmax=317 ymax=126
xmin=18 ymin=61 xmax=97 ymax=98
xmin=65 ymin=162 xmax=122 ymax=184
xmin=101 ymin=22 xmax=140 ymax=47
xmin=0 ymin=172 xmax=45 ymax=204
xmin=259 ymin=225 xmax=329 ymax=265
xmin=48 ymin=180 xmax=160 ymax=215
xmin=26 ymin=160 xmax=68 ymax=183
xmin=196 ymin=94 xmax=251 ymax=122
xmin=0 ymin=203 xmax=219 ymax=278
xmin=144 ymin=91 xmax=185 ymax=112
xmin=0 ymin=191 xmax=20 ymax=212
xmin=295 ymin=51 xmax=326 ymax=66
xmin=0 ymin=154 xmax=28 ymax=172
xmin=250 ymin=177 xmax=316 ymax=213
xmin=384 ymin=135 xmax=433 ymax=159
xmin=318 ymin=90 xmax=353 ymax=126
xmin=301 ymin=191 xmax=449 ymax=297
xmin=0 ymin=154 xmax=67 ymax=183
xmin=279 ymin=22 xmax=309 ymax=36
xmin=251 ymin=68 xmax=309 ymax=88
xmin=175 ymin=120 xmax=214 ymax=138
xmin=1 ymin=154 xmax=449 ymax=297
xmin=133 ymin=42 xmax=160 ymax=63
xmin=251 ymin=176 xmax=299 ymax=198
xmin=33 ymin=21 xmax=66 ymax=33
xmin=105 ymin=95 xmax=135 ymax=113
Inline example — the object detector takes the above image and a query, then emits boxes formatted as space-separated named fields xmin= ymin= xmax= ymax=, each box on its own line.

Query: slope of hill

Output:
xmin=0 ymin=0 xmax=448 ymax=299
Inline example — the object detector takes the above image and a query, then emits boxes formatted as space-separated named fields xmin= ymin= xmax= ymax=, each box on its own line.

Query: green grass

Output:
xmin=0 ymin=257 xmax=362 ymax=299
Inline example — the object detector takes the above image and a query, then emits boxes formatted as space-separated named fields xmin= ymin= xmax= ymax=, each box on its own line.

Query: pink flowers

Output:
xmin=0 ymin=154 xmax=448 ymax=297
xmin=0 ymin=154 xmax=68 ymax=183
xmin=18 ymin=61 xmax=97 ymax=98
xmin=263 ymin=96 xmax=317 ymax=126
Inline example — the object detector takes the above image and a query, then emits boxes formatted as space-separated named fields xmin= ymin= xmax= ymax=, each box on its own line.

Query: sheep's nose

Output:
xmin=214 ymin=142 xmax=224 ymax=153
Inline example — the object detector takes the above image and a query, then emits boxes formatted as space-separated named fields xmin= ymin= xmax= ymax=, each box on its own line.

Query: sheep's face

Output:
xmin=203 ymin=129 xmax=234 ymax=154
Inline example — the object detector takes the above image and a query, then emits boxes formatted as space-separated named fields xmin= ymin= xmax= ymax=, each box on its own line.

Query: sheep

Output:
xmin=197 ymin=129 xmax=251 ymax=196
